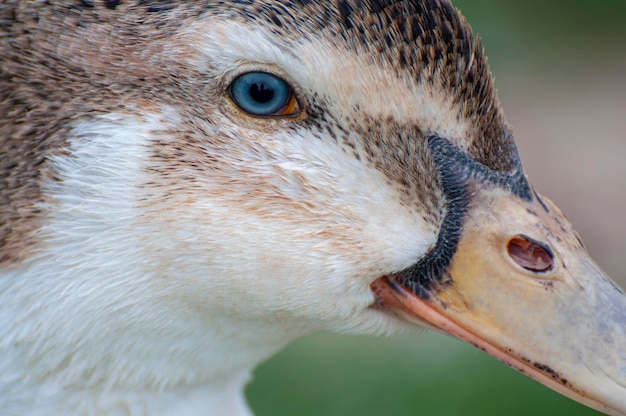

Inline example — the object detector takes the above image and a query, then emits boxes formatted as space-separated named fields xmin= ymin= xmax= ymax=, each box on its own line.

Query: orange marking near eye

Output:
xmin=273 ymin=93 xmax=300 ymax=117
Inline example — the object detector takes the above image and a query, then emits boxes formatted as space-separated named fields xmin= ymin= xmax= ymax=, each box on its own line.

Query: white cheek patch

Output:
xmin=139 ymin=108 xmax=438 ymax=335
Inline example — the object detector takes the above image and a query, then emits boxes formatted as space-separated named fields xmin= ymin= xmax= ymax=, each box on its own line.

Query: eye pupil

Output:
xmin=230 ymin=72 xmax=295 ymax=116
xmin=250 ymin=82 xmax=275 ymax=103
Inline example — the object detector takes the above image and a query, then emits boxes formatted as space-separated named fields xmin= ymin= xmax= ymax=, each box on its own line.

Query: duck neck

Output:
xmin=0 ymin=260 xmax=298 ymax=415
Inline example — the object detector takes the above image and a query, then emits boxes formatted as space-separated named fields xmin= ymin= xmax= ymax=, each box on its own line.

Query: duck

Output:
xmin=1 ymin=1 xmax=625 ymax=415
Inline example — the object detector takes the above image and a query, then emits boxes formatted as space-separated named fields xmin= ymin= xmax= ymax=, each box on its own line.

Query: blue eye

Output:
xmin=230 ymin=72 xmax=298 ymax=117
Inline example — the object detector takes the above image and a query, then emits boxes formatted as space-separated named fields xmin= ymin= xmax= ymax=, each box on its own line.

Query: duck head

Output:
xmin=1 ymin=0 xmax=624 ymax=414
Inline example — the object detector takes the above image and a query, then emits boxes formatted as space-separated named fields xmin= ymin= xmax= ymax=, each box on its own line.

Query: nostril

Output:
xmin=507 ymin=235 xmax=554 ymax=273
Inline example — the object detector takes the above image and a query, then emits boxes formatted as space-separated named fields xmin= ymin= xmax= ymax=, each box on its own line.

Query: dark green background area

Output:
xmin=247 ymin=333 xmax=600 ymax=416
xmin=246 ymin=2 xmax=624 ymax=415
xmin=455 ymin=0 xmax=626 ymax=68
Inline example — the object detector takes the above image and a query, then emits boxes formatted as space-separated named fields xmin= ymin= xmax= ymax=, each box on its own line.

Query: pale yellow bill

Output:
xmin=373 ymin=188 xmax=626 ymax=416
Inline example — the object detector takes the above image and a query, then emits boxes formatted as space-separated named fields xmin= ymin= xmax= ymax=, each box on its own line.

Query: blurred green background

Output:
xmin=247 ymin=2 xmax=626 ymax=415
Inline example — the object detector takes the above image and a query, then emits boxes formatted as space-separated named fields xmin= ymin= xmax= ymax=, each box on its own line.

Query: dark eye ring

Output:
xmin=229 ymin=72 xmax=300 ymax=117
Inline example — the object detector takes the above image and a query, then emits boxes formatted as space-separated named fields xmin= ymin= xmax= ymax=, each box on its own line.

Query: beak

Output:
xmin=372 ymin=187 xmax=626 ymax=415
